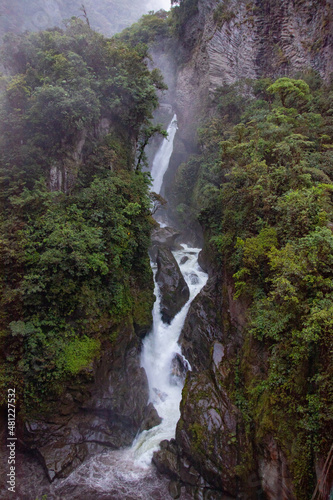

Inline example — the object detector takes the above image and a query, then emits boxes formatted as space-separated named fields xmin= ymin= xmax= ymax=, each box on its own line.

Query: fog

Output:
xmin=0 ymin=0 xmax=172 ymax=39
xmin=146 ymin=0 xmax=171 ymax=10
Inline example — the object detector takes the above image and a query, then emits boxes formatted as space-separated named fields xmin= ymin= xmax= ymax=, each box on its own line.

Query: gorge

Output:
xmin=0 ymin=1 xmax=333 ymax=499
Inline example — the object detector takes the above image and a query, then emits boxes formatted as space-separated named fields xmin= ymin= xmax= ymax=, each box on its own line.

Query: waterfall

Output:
xmin=56 ymin=247 xmax=207 ymax=499
xmin=151 ymin=114 xmax=177 ymax=195
xmin=55 ymin=111 xmax=207 ymax=499
xmin=131 ymin=245 xmax=208 ymax=465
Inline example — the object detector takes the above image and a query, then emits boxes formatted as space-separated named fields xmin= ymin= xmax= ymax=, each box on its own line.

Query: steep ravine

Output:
xmin=1 ymin=2 xmax=333 ymax=498
xmin=153 ymin=249 xmax=296 ymax=499
xmin=145 ymin=1 xmax=333 ymax=498
xmin=150 ymin=0 xmax=333 ymax=228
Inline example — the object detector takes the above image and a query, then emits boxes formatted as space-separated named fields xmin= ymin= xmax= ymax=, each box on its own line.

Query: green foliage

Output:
xmin=136 ymin=123 xmax=168 ymax=171
xmin=173 ymin=75 xmax=333 ymax=497
xmin=213 ymin=0 xmax=236 ymax=27
xmin=60 ymin=336 xmax=101 ymax=375
xmin=267 ymin=77 xmax=311 ymax=109
xmin=0 ymin=20 xmax=158 ymax=413
xmin=116 ymin=11 xmax=170 ymax=47
xmin=0 ymin=19 xmax=165 ymax=196
xmin=170 ymin=0 xmax=199 ymax=36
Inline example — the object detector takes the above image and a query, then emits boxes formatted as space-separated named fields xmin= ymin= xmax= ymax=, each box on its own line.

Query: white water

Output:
xmin=56 ymin=246 xmax=207 ymax=498
xmin=151 ymin=114 xmax=177 ymax=194
xmin=54 ymin=113 xmax=207 ymax=499
xmin=132 ymin=245 xmax=208 ymax=465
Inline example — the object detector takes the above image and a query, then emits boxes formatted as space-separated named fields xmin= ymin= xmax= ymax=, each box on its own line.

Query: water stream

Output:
xmin=56 ymin=246 xmax=207 ymax=499
xmin=53 ymin=114 xmax=207 ymax=499
xmin=132 ymin=246 xmax=208 ymax=465
xmin=150 ymin=114 xmax=177 ymax=194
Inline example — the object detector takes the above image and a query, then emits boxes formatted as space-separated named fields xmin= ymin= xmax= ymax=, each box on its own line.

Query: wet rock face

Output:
xmin=156 ymin=246 xmax=190 ymax=324
xmin=24 ymin=324 xmax=150 ymax=482
xmin=176 ymin=371 xmax=239 ymax=496
xmin=170 ymin=353 xmax=190 ymax=386
xmin=153 ymin=369 xmax=241 ymax=495
xmin=179 ymin=277 xmax=226 ymax=372
xmin=151 ymin=226 xmax=182 ymax=250
xmin=140 ymin=403 xmax=162 ymax=433
xmin=154 ymin=271 xmax=260 ymax=498
xmin=258 ymin=436 xmax=296 ymax=500
xmin=153 ymin=370 xmax=257 ymax=499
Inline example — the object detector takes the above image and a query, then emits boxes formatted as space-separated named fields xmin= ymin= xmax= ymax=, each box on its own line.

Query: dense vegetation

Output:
xmin=170 ymin=0 xmax=199 ymax=35
xmin=174 ymin=73 xmax=333 ymax=497
xmin=0 ymin=19 xmax=165 ymax=414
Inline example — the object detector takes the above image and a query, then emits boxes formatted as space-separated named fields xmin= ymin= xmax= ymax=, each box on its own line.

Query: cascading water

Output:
xmin=53 ymin=114 xmax=207 ymax=499
xmin=56 ymin=246 xmax=207 ymax=499
xmin=132 ymin=246 xmax=208 ymax=465
xmin=150 ymin=114 xmax=177 ymax=195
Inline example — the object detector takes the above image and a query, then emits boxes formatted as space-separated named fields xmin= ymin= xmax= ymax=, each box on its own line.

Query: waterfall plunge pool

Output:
xmin=55 ymin=245 xmax=207 ymax=499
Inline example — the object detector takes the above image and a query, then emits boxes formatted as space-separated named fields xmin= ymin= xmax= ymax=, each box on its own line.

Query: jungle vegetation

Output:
xmin=174 ymin=73 xmax=333 ymax=497
xmin=0 ymin=18 xmax=165 ymax=414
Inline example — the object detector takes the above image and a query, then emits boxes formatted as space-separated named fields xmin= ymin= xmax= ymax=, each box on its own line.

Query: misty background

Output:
xmin=0 ymin=0 xmax=172 ymax=39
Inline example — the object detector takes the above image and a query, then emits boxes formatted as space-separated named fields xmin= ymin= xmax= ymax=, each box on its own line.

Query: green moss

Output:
xmin=59 ymin=336 xmax=101 ymax=375
xmin=189 ymin=422 xmax=206 ymax=453
xmin=213 ymin=1 xmax=236 ymax=28
xmin=132 ymin=287 xmax=154 ymax=331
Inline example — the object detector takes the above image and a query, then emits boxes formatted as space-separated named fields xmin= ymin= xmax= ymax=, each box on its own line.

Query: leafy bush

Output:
xmin=213 ymin=1 xmax=236 ymax=28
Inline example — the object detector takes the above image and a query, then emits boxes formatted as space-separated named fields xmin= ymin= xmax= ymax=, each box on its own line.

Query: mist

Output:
xmin=146 ymin=0 xmax=171 ymax=11
xmin=0 ymin=0 xmax=172 ymax=39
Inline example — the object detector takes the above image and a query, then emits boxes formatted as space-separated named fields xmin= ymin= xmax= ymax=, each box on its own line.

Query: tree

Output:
xmin=136 ymin=123 xmax=167 ymax=171
xmin=267 ymin=77 xmax=311 ymax=109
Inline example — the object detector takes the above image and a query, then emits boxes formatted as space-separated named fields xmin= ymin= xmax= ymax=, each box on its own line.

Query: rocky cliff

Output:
xmin=153 ymin=0 xmax=333 ymax=212
xmin=0 ymin=0 xmax=167 ymax=40
xmin=149 ymin=1 xmax=333 ymax=498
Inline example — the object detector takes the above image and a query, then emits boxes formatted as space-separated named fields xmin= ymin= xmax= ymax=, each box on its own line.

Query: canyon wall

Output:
xmin=155 ymin=0 xmax=333 ymax=211
xmin=150 ymin=1 xmax=333 ymax=498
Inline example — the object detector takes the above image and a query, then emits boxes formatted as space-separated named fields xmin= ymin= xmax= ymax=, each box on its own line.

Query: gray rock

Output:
xmin=170 ymin=353 xmax=189 ymax=386
xmin=152 ymin=441 xmax=180 ymax=479
xmin=169 ymin=480 xmax=181 ymax=499
xmin=152 ymin=387 xmax=168 ymax=403
xmin=140 ymin=403 xmax=162 ymax=432
xmin=151 ymin=226 xmax=182 ymax=249
xmin=175 ymin=371 xmax=240 ymax=496
xmin=179 ymin=277 xmax=224 ymax=372
xmin=24 ymin=323 xmax=150 ymax=482
xmin=258 ymin=436 xmax=296 ymax=500
xmin=156 ymin=246 xmax=190 ymax=323
xmin=188 ymin=272 xmax=199 ymax=285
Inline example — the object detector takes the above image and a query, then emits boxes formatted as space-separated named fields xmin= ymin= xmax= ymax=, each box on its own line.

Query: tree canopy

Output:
xmin=0 ymin=19 xmax=163 ymax=413
xmin=173 ymin=74 xmax=333 ymax=498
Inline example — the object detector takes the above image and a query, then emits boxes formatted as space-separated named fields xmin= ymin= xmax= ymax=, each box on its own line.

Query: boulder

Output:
xmin=140 ymin=403 xmax=162 ymax=432
xmin=156 ymin=246 xmax=190 ymax=323
xmin=152 ymin=387 xmax=168 ymax=403
xmin=151 ymin=226 xmax=182 ymax=250
xmin=169 ymin=480 xmax=181 ymax=499
xmin=170 ymin=353 xmax=190 ymax=386
xmin=153 ymin=439 xmax=180 ymax=479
